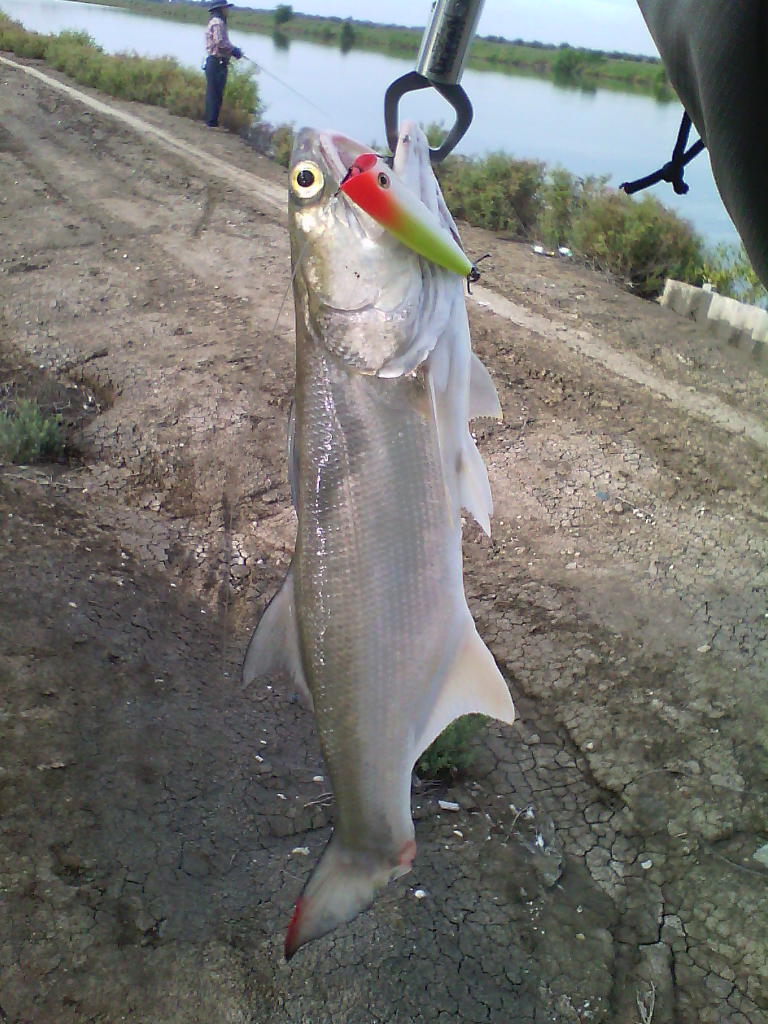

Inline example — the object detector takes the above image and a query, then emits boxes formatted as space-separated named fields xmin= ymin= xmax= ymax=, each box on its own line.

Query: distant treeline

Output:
xmin=59 ymin=0 xmax=673 ymax=98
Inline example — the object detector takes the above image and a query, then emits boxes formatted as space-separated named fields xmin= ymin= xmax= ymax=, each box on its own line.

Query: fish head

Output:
xmin=288 ymin=128 xmax=431 ymax=375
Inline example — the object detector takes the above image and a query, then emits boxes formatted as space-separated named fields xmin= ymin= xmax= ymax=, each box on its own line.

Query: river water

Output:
xmin=5 ymin=0 xmax=737 ymax=246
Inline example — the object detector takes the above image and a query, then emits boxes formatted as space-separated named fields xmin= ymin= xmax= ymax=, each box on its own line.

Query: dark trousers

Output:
xmin=204 ymin=56 xmax=228 ymax=127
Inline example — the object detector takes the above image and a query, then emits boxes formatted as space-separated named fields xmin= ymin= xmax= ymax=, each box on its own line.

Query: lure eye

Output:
xmin=291 ymin=160 xmax=324 ymax=199
xmin=377 ymin=172 xmax=390 ymax=189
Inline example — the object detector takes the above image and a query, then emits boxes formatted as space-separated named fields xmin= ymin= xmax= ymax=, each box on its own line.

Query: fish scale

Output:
xmin=295 ymin=338 xmax=458 ymax=849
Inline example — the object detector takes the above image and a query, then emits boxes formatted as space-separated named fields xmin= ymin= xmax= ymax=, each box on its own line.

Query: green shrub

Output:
xmin=270 ymin=123 xmax=295 ymax=167
xmin=416 ymin=715 xmax=483 ymax=780
xmin=0 ymin=18 xmax=48 ymax=58
xmin=569 ymin=186 xmax=702 ymax=296
xmin=699 ymin=243 xmax=768 ymax=308
xmin=0 ymin=399 xmax=63 ymax=465
xmin=274 ymin=4 xmax=293 ymax=26
xmin=340 ymin=19 xmax=355 ymax=53
xmin=437 ymin=152 xmax=545 ymax=236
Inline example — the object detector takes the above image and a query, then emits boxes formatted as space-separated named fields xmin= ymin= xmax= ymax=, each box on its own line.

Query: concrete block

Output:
xmin=660 ymin=279 xmax=700 ymax=317
xmin=750 ymin=308 xmax=768 ymax=343
xmin=660 ymin=279 xmax=713 ymax=321
xmin=707 ymin=294 xmax=756 ymax=352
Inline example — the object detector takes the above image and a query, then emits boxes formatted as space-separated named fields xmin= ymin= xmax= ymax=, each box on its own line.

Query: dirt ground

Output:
xmin=1 ymin=54 xmax=766 ymax=1024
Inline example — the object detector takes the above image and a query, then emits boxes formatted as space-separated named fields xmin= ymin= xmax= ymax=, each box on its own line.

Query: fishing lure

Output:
xmin=339 ymin=153 xmax=473 ymax=278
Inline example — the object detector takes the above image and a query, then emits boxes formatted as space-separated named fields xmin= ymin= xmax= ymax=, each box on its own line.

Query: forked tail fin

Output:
xmin=284 ymin=832 xmax=415 ymax=960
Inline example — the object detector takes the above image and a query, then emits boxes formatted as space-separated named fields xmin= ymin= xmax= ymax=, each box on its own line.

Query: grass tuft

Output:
xmin=0 ymin=399 xmax=63 ymax=465
xmin=416 ymin=715 xmax=483 ymax=781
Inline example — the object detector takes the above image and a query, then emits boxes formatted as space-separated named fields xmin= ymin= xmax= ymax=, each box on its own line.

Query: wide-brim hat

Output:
xmin=208 ymin=1 xmax=234 ymax=11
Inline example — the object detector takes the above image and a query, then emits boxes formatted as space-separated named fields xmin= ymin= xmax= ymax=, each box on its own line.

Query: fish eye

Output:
xmin=377 ymin=172 xmax=390 ymax=189
xmin=291 ymin=160 xmax=324 ymax=199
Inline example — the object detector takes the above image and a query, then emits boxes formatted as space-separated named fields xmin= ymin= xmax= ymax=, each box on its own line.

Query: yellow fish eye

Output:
xmin=291 ymin=160 xmax=324 ymax=199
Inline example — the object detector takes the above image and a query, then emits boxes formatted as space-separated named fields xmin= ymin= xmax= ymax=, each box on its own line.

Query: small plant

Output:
xmin=416 ymin=714 xmax=483 ymax=780
xmin=0 ymin=399 xmax=63 ymax=465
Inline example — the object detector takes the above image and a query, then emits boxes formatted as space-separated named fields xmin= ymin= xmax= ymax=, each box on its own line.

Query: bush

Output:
xmin=569 ymin=186 xmax=702 ymax=296
xmin=0 ymin=399 xmax=63 ymax=465
xmin=339 ymin=19 xmax=355 ymax=53
xmin=274 ymin=4 xmax=293 ymax=25
xmin=416 ymin=715 xmax=483 ymax=780
xmin=269 ymin=123 xmax=295 ymax=167
xmin=437 ymin=152 xmax=545 ymax=236
xmin=699 ymin=243 xmax=768 ymax=308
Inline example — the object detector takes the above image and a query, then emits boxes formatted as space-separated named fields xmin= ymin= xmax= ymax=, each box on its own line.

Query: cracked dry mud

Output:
xmin=1 ymin=55 xmax=766 ymax=1024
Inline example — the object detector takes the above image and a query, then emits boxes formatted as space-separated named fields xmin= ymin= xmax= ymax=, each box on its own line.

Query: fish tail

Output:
xmin=284 ymin=832 xmax=415 ymax=960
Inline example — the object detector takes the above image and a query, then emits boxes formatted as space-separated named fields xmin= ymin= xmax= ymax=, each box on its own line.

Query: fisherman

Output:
xmin=204 ymin=0 xmax=243 ymax=129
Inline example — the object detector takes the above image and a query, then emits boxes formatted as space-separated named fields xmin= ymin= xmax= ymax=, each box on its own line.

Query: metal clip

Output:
xmin=384 ymin=0 xmax=485 ymax=163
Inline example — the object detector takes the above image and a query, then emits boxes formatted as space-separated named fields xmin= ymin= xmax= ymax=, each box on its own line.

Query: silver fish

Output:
xmin=243 ymin=123 xmax=515 ymax=959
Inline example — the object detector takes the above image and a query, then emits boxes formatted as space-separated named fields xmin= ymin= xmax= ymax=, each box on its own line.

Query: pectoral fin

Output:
xmin=412 ymin=615 xmax=515 ymax=762
xmin=242 ymin=570 xmax=312 ymax=708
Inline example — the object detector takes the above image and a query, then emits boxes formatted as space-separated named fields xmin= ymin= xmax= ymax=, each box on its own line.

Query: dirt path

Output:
xmin=1 ymin=55 xmax=766 ymax=1024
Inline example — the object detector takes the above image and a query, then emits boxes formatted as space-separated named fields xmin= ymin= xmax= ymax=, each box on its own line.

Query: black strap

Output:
xmin=620 ymin=112 xmax=705 ymax=196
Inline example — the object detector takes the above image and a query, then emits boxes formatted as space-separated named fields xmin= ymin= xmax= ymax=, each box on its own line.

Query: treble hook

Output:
xmin=384 ymin=0 xmax=486 ymax=164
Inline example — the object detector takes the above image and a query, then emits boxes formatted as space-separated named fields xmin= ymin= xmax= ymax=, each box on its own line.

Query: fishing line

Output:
xmin=241 ymin=56 xmax=331 ymax=118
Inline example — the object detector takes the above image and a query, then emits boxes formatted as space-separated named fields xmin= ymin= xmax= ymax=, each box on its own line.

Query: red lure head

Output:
xmin=339 ymin=151 xmax=379 ymax=189
xmin=338 ymin=153 xmax=397 ymax=225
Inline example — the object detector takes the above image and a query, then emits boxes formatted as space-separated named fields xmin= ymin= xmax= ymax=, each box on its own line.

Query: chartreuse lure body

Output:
xmin=340 ymin=152 xmax=473 ymax=277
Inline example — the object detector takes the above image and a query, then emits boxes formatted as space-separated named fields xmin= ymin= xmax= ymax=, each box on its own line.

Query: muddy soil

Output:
xmin=1 ymin=54 xmax=766 ymax=1024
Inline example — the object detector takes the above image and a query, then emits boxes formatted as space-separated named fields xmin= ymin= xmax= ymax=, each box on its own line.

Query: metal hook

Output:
xmin=384 ymin=0 xmax=485 ymax=164
xmin=385 ymin=72 xmax=473 ymax=163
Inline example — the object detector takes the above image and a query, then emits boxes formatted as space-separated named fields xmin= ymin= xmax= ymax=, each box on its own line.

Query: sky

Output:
xmin=278 ymin=1 xmax=659 ymax=58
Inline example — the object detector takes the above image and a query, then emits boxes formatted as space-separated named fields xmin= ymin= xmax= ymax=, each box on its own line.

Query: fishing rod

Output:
xmin=240 ymin=55 xmax=330 ymax=118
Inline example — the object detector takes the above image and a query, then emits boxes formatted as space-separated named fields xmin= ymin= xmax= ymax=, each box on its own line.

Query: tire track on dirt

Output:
xmin=471 ymin=285 xmax=768 ymax=450
xmin=0 ymin=54 xmax=284 ymax=215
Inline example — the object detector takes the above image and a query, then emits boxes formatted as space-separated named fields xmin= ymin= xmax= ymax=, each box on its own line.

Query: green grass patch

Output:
xmin=416 ymin=715 xmax=483 ymax=781
xmin=0 ymin=15 xmax=260 ymax=132
xmin=0 ymin=399 xmax=63 ymax=465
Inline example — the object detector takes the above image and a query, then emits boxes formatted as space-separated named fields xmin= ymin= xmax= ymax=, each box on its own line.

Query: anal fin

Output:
xmin=242 ymin=569 xmax=312 ymax=708
xmin=412 ymin=614 xmax=515 ymax=762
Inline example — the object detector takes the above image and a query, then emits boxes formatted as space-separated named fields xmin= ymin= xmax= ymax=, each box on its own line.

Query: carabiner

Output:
xmin=384 ymin=0 xmax=485 ymax=163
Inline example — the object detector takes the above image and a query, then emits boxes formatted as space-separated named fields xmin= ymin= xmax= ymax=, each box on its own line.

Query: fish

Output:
xmin=243 ymin=122 xmax=515 ymax=960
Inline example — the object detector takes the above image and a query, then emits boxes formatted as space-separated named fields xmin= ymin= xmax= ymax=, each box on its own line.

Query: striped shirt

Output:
xmin=205 ymin=14 xmax=235 ymax=59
